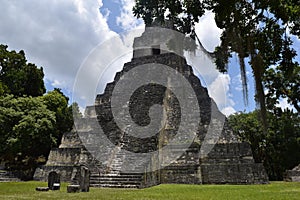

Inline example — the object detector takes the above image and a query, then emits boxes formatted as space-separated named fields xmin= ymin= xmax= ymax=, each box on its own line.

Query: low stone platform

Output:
xmin=284 ymin=164 xmax=300 ymax=182
xmin=0 ymin=170 xmax=21 ymax=182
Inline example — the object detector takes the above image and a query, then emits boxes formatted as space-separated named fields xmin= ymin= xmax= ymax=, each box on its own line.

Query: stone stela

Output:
xmin=48 ymin=171 xmax=60 ymax=190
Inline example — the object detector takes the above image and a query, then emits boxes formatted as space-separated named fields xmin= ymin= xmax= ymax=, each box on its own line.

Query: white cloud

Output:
xmin=232 ymin=74 xmax=243 ymax=91
xmin=117 ymin=0 xmax=144 ymax=31
xmin=277 ymin=98 xmax=294 ymax=110
xmin=185 ymin=51 xmax=236 ymax=116
xmin=72 ymin=28 xmax=144 ymax=106
xmin=0 ymin=1 xmax=236 ymax=116
xmin=208 ymin=74 xmax=235 ymax=111
xmin=195 ymin=11 xmax=223 ymax=52
xmin=192 ymin=11 xmax=239 ymax=115
xmin=221 ymin=107 xmax=236 ymax=116
xmin=0 ymin=0 xmax=147 ymax=108
xmin=78 ymin=105 xmax=86 ymax=116
xmin=51 ymin=80 xmax=64 ymax=88
xmin=0 ymin=0 xmax=115 ymax=97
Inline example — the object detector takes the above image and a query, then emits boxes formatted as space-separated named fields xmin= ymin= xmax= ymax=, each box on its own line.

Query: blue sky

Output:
xmin=100 ymin=0 xmax=123 ymax=33
xmin=0 ymin=0 xmax=297 ymax=115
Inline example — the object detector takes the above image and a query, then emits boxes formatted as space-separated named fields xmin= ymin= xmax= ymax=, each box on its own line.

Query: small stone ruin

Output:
xmin=34 ymin=25 xmax=268 ymax=188
xmin=284 ymin=164 xmax=300 ymax=182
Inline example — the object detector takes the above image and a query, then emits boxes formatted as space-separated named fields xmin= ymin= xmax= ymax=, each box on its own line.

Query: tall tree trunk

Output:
xmin=251 ymin=52 xmax=268 ymax=133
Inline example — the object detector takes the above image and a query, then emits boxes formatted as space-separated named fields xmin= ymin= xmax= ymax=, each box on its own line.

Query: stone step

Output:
xmin=91 ymin=184 xmax=139 ymax=188
xmin=91 ymin=173 xmax=143 ymax=178
xmin=0 ymin=171 xmax=13 ymax=175
xmin=90 ymin=177 xmax=142 ymax=182
xmin=0 ymin=171 xmax=21 ymax=182
xmin=110 ymin=163 xmax=122 ymax=166
xmin=90 ymin=181 xmax=141 ymax=186
xmin=120 ymin=172 xmax=144 ymax=176
xmin=90 ymin=176 xmax=142 ymax=181
xmin=0 ymin=177 xmax=20 ymax=182
xmin=89 ymin=171 xmax=143 ymax=188
xmin=111 ymin=159 xmax=124 ymax=161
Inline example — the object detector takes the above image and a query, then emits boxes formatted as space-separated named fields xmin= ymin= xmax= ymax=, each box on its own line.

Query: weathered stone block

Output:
xmin=35 ymin=187 xmax=49 ymax=192
xmin=67 ymin=185 xmax=80 ymax=193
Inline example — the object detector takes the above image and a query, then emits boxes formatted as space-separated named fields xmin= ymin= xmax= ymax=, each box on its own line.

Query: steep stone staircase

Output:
xmin=90 ymin=172 xmax=144 ymax=188
xmin=89 ymin=146 xmax=144 ymax=188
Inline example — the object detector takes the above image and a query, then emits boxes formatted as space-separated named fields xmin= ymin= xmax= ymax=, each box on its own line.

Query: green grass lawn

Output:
xmin=0 ymin=181 xmax=299 ymax=200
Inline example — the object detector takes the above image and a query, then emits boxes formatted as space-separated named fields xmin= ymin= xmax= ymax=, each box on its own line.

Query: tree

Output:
xmin=134 ymin=0 xmax=204 ymax=36
xmin=227 ymin=111 xmax=265 ymax=163
xmin=0 ymin=45 xmax=80 ymax=179
xmin=0 ymin=44 xmax=45 ymax=97
xmin=228 ymin=109 xmax=300 ymax=180
xmin=208 ymin=0 xmax=300 ymax=126
xmin=133 ymin=0 xmax=300 ymax=126
xmin=70 ymin=102 xmax=83 ymax=120
xmin=0 ymin=95 xmax=56 ymax=178
xmin=42 ymin=89 xmax=74 ymax=141
xmin=0 ymin=89 xmax=76 ymax=179
xmin=264 ymin=60 xmax=300 ymax=113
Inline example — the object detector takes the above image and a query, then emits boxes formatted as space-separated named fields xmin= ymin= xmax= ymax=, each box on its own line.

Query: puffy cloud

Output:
xmin=221 ymin=107 xmax=237 ymax=116
xmin=185 ymin=51 xmax=236 ymax=116
xmin=0 ymin=0 xmax=115 ymax=96
xmin=277 ymin=98 xmax=294 ymax=111
xmin=51 ymin=80 xmax=65 ymax=88
xmin=208 ymin=74 xmax=235 ymax=113
xmin=0 ymin=1 xmax=236 ymax=116
xmin=72 ymin=28 xmax=145 ymax=107
xmin=186 ymin=12 xmax=236 ymax=116
xmin=232 ymin=74 xmax=243 ymax=92
xmin=195 ymin=11 xmax=222 ymax=52
xmin=117 ymin=0 xmax=144 ymax=31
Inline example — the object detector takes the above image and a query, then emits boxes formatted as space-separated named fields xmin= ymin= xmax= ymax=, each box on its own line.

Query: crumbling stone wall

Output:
xmin=33 ymin=131 xmax=83 ymax=182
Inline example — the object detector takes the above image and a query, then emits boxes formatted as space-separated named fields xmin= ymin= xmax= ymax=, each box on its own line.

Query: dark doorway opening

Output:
xmin=152 ymin=45 xmax=161 ymax=55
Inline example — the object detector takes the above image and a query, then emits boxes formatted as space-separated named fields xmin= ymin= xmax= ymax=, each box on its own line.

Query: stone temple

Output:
xmin=34 ymin=26 xmax=268 ymax=188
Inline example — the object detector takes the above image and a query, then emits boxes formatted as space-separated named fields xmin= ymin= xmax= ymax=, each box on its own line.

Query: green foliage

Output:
xmin=0 ymin=44 xmax=46 ymax=97
xmin=70 ymin=102 xmax=83 ymax=120
xmin=0 ymin=45 xmax=80 ymax=179
xmin=0 ymin=90 xmax=77 ymax=178
xmin=204 ymin=0 xmax=300 ymax=127
xmin=41 ymin=89 xmax=73 ymax=139
xmin=133 ymin=0 xmax=204 ymax=35
xmin=228 ymin=110 xmax=300 ymax=180
xmin=228 ymin=111 xmax=265 ymax=163
xmin=0 ymin=95 xmax=56 ymax=175
xmin=264 ymin=58 xmax=300 ymax=112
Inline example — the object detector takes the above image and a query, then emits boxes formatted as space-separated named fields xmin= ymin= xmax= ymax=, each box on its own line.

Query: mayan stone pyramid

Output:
xmin=34 ymin=25 xmax=268 ymax=188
